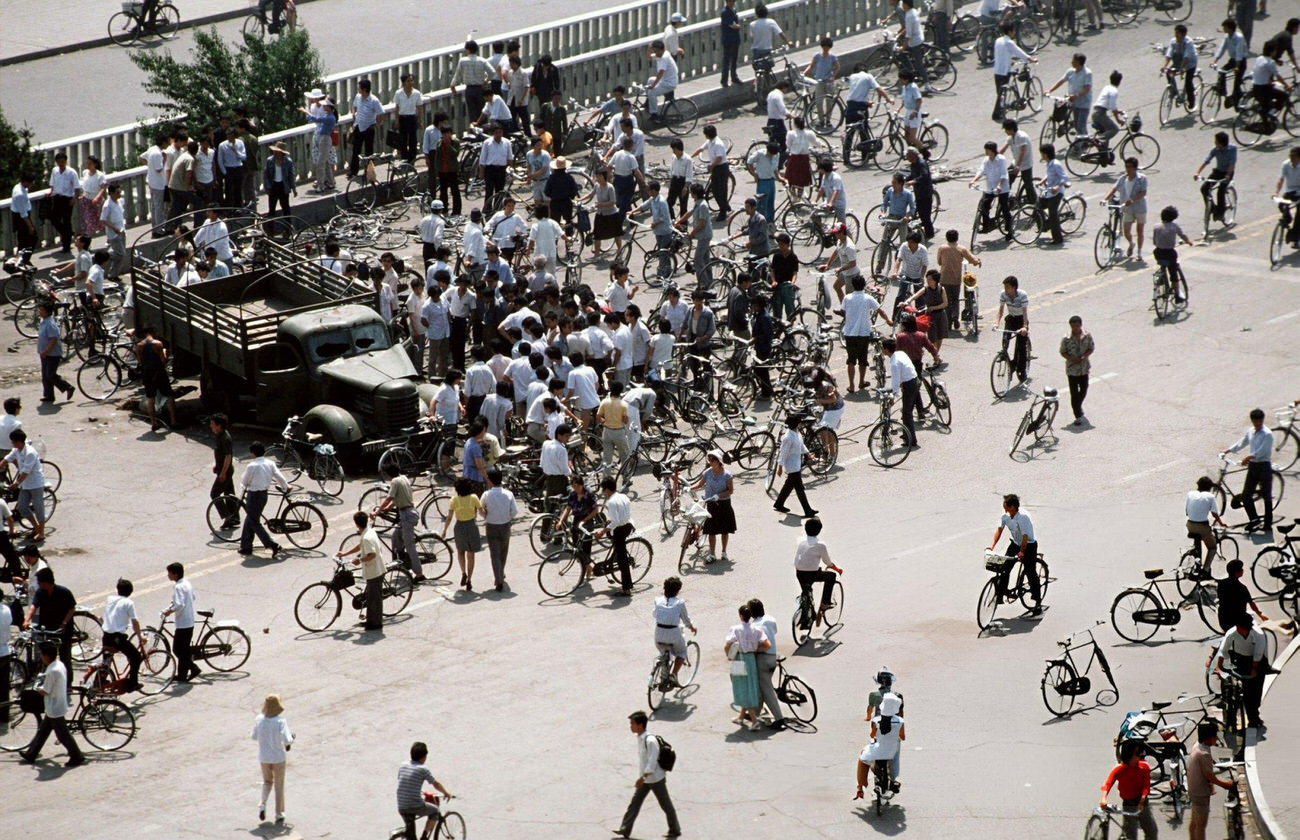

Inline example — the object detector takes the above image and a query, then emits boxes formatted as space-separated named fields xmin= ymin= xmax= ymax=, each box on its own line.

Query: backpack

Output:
xmin=655 ymin=735 xmax=677 ymax=771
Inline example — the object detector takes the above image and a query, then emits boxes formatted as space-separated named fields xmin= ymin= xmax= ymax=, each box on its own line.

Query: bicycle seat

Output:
xmin=662 ymin=429 xmax=684 ymax=438
xmin=1143 ymin=569 xmax=1163 ymax=580
xmin=1278 ymin=522 xmax=1297 ymax=535
xmin=1042 ymin=387 xmax=1058 ymax=398
xmin=1151 ymin=701 xmax=1172 ymax=710
xmin=305 ymin=432 xmax=324 ymax=443
xmin=197 ymin=608 xmax=214 ymax=618
xmin=776 ymin=656 xmax=787 ymax=663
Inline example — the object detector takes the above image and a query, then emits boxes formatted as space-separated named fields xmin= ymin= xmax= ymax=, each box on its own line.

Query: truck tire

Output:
xmin=199 ymin=366 xmax=235 ymax=417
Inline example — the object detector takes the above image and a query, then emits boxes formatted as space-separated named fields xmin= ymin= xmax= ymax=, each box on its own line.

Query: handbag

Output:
xmin=575 ymin=205 xmax=592 ymax=234
xmin=330 ymin=129 xmax=340 ymax=147
xmin=19 ymin=688 xmax=43 ymax=715
xmin=729 ymin=656 xmax=749 ymax=678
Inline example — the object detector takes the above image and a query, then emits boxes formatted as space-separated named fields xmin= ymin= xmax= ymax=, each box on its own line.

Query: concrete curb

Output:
xmin=1247 ymin=628 xmax=1300 ymax=840
xmin=0 ymin=1 xmax=317 ymax=68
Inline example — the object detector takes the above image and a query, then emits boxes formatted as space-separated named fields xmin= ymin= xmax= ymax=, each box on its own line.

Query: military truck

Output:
xmin=132 ymin=237 xmax=433 ymax=461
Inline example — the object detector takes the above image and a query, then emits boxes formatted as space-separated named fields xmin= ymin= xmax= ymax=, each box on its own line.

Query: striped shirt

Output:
xmin=396 ymin=761 xmax=437 ymax=811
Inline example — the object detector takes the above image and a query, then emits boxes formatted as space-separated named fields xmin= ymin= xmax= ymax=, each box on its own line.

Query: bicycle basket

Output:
xmin=1017 ymin=65 xmax=1031 ymax=83
xmin=683 ymin=500 xmax=711 ymax=526
xmin=313 ymin=443 xmax=336 ymax=456
xmin=1051 ymin=99 xmax=1070 ymax=123
xmin=331 ymin=568 xmax=356 ymax=591
xmin=1129 ymin=114 xmax=1143 ymax=133
xmin=984 ymin=551 xmax=1013 ymax=572
xmin=820 ymin=231 xmax=837 ymax=248
xmin=122 ymin=0 xmax=144 ymax=10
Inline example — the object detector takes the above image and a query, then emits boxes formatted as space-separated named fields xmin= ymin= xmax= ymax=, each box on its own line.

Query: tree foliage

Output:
xmin=129 ymin=28 xmax=326 ymax=135
xmin=0 ymin=105 xmax=46 ymax=192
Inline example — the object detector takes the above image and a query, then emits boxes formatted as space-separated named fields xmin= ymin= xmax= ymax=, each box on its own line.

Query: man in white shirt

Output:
xmin=477 ymin=124 xmax=513 ymax=213
xmin=898 ymin=0 xmax=933 ymax=93
xmin=418 ymin=201 xmax=446 ymax=270
xmin=1185 ymin=476 xmax=1228 ymax=572
xmin=596 ymin=477 xmax=636 ymax=596
xmin=841 ymin=275 xmax=892 ymax=392
xmin=747 ymin=598 xmax=786 ymax=728
xmin=662 ymin=13 xmax=687 ymax=58
xmin=1215 ymin=615 xmax=1268 ymax=727
xmin=337 ymin=512 xmax=385 ymax=630
xmin=565 ymin=352 xmax=602 ymax=425
xmin=392 ymin=74 xmax=423 ymax=165
xmin=773 ymin=414 xmax=816 ymax=517
xmin=819 ymin=223 xmax=859 ymax=302
xmin=1000 ymin=118 xmax=1036 ymax=205
xmin=970 ymin=141 xmax=1012 ymax=242
xmin=647 ymin=41 xmax=680 ymax=120
xmin=749 ymin=4 xmax=791 ymax=65
xmin=195 ymin=207 xmax=235 ymax=266
xmin=986 ymin=493 xmax=1042 ymax=615
xmin=992 ymin=22 xmax=1034 ymax=120
xmin=10 ymin=174 xmax=37 ymax=252
xmin=100 ymin=183 xmax=127 ymax=277
xmin=882 ymin=336 xmax=921 ymax=448
xmin=1090 ymin=70 xmax=1125 ymax=148
xmin=1221 ymin=408 xmax=1275 ymax=531
xmin=541 ymin=424 xmax=574 ymax=499
xmin=102 ymin=578 xmax=145 ymax=691
xmin=0 ymin=397 xmax=19 ymax=457
xmin=47 ymin=152 xmax=80 ymax=254
xmin=164 ymin=248 xmax=200 ymax=288
xmin=486 ymin=199 xmax=529 ymax=261
xmin=617 ymin=710 xmax=681 ymax=838
xmin=139 ymin=134 xmax=170 ymax=237
xmin=19 ymin=642 xmax=85 ymax=766
xmin=238 ymin=441 xmax=289 ymax=557
xmin=481 ymin=468 xmax=519 ymax=592
xmin=162 ymin=561 xmax=203 ymax=682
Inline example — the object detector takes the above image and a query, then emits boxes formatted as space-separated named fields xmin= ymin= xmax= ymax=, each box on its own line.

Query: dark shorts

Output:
xmin=141 ymin=368 xmax=174 ymax=399
xmin=845 ymin=335 xmax=872 ymax=366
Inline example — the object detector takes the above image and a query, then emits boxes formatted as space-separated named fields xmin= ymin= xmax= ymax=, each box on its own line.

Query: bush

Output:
xmin=130 ymin=27 xmax=326 ymax=136
xmin=0 ymin=105 xmax=45 ymax=192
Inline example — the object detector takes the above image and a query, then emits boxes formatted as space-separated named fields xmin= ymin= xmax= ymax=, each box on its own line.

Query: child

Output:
xmin=430 ymin=368 xmax=465 ymax=425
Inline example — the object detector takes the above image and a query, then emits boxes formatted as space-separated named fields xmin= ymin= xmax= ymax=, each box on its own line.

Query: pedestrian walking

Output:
xmin=23 ymin=566 xmax=76 ymax=685
xmin=374 ymin=463 xmax=426 ymax=581
xmin=691 ymin=450 xmax=735 ymax=562
xmin=883 ymin=336 xmax=922 ymax=448
xmin=725 ymin=603 xmax=769 ymax=729
xmin=1187 ymin=722 xmax=1235 ymax=840
xmin=47 ymin=152 xmax=80 ymax=254
xmin=136 ymin=324 xmax=177 ymax=430
xmin=747 ymin=598 xmax=785 ymax=729
xmin=17 ymin=642 xmax=85 ymax=767
xmin=773 ymin=414 xmax=817 ymax=517
xmin=1099 ymin=740 xmax=1157 ymax=840
xmin=6 ymin=430 xmax=49 ymax=542
xmin=442 ymin=477 xmax=483 ymax=591
xmin=36 ymin=303 xmax=74 ymax=405
xmin=337 ymin=512 xmax=384 ymax=631
xmin=596 ymin=477 xmax=636 ymax=597
xmin=1221 ymin=408 xmax=1274 ymax=531
xmin=480 ymin=468 xmax=518 ymax=592
xmin=251 ymin=694 xmax=294 ymax=825
xmin=615 ymin=711 xmax=682 ymax=838
xmin=1059 ymin=316 xmax=1094 ymax=426
xmin=209 ymin=413 xmax=239 ymax=529
xmin=163 ymin=562 xmax=201 ymax=681
xmin=238 ymin=441 xmax=288 ymax=557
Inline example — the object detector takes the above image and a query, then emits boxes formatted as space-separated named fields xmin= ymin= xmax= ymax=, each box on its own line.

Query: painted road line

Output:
xmin=1265 ymin=309 xmax=1300 ymax=326
xmin=1116 ymin=458 xmax=1187 ymax=484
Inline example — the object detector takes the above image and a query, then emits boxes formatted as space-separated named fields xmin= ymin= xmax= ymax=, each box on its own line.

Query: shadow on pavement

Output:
xmin=854 ymin=802 xmax=907 ymax=834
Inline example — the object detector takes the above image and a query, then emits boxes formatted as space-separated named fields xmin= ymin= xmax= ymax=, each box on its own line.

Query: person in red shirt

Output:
xmin=1099 ymin=740 xmax=1157 ymax=839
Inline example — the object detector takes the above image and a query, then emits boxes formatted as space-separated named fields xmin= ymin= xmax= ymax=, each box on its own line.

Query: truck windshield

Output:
xmin=304 ymin=324 xmax=390 ymax=364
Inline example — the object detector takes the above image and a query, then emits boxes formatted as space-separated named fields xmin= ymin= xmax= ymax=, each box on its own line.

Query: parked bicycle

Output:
xmin=141 ymin=607 xmax=252 ymax=676
xmin=1010 ymin=387 xmax=1059 ymax=455
xmin=1251 ymin=517 xmax=1300 ymax=596
xmin=345 ymin=153 xmax=420 ymax=214
xmin=866 ymin=389 xmax=913 ymax=468
xmin=107 ymin=0 xmax=180 ymax=46
xmin=266 ymin=415 xmax=345 ymax=498
xmin=206 ymin=486 xmax=328 ymax=550
xmin=976 ymin=548 xmax=1051 ymax=631
xmin=1109 ymin=565 xmax=1219 ymax=642
xmin=772 ymin=656 xmax=818 ymax=723
xmin=1271 ymin=403 xmax=1299 ymax=472
xmin=1094 ymin=201 xmax=1127 ymax=269
xmin=1041 ymin=620 xmax=1118 ymax=717
xmin=647 ymin=637 xmax=701 ymax=712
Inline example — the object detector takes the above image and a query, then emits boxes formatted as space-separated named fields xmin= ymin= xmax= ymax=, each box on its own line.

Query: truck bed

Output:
xmin=132 ymin=237 xmax=375 ymax=382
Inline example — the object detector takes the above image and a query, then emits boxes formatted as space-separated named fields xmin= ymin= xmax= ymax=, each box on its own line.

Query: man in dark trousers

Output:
xmin=1221 ymin=408 xmax=1274 ymax=532
xmin=719 ymin=0 xmax=743 ymax=87
xmin=209 ymin=414 xmax=238 ymax=528
xmin=615 ymin=710 xmax=681 ymax=838
xmin=18 ymin=642 xmax=85 ymax=767
xmin=23 ymin=567 xmax=76 ymax=692
xmin=1216 ymin=560 xmax=1267 ymax=632
xmin=163 ymin=562 xmax=201 ymax=682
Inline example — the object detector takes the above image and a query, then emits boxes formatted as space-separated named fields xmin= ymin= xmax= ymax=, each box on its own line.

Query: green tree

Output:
xmin=0 ymin=104 xmax=45 ymax=192
xmin=129 ymin=28 xmax=326 ymax=135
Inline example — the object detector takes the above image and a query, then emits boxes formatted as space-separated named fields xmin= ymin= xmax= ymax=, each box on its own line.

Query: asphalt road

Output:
xmin=4 ymin=5 xmax=1300 ymax=839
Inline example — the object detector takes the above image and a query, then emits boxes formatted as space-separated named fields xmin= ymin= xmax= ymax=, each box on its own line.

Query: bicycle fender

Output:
xmin=215 ymin=619 xmax=241 ymax=628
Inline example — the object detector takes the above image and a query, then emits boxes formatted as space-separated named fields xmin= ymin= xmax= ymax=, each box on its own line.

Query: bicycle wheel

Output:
xmin=412 ymin=533 xmax=454 ymax=580
xmin=436 ymin=811 xmax=467 ymax=840
xmin=1272 ymin=426 xmax=1300 ymax=472
xmin=976 ymin=577 xmax=1000 ymax=630
xmin=791 ymin=596 xmax=814 ymax=646
xmin=75 ymin=354 xmax=124 ymax=401
xmin=662 ymin=98 xmax=699 ymax=136
xmin=294 ymin=582 xmax=342 ymax=632
xmin=1094 ymin=224 xmax=1118 ymax=269
xmin=1106 ymin=0 xmax=1141 ymax=23
xmin=730 ymin=431 xmax=773 ymax=472
xmin=309 ymin=454 xmax=345 ymax=498
xmin=1159 ymin=0 xmax=1192 ymax=21
xmin=12 ymin=301 xmax=41 ymax=339
xmin=919 ymin=122 xmax=949 ymax=162
xmin=1019 ymin=558 xmax=1049 ymax=607
xmin=1010 ymin=204 xmax=1041 ymax=246
xmin=1064 ymin=139 xmax=1101 ymax=179
xmin=1251 ymin=547 xmax=1289 ymax=595
xmin=679 ymin=640 xmax=701 ymax=688
xmin=1117 ymin=132 xmax=1160 ymax=171
xmin=820 ymin=580 xmax=844 ymax=632
xmin=138 ymin=629 xmax=175 ymax=694
xmin=69 ymin=611 xmax=103 ymax=664
xmin=206 ymin=495 xmax=247 ymax=543
xmin=780 ymin=674 xmax=818 ymax=723
xmin=1198 ymin=84 xmax=1225 ymax=126
xmin=344 ymin=177 xmax=377 ymax=213
xmin=1024 ymin=76 xmax=1044 ymax=114
xmin=1271 ymin=220 xmax=1288 ymax=267
xmin=241 ymin=12 xmax=266 ymax=37
xmin=1153 ymin=274 xmax=1172 ymax=320
xmin=647 ymin=657 xmax=671 ymax=711
xmin=925 ymin=50 xmax=957 ymax=93
xmin=867 ymin=420 xmax=911 ymax=467
xmin=1159 ymin=88 xmax=1176 ymax=127
xmin=154 ymin=4 xmax=181 ymax=39
xmin=1010 ymin=410 xmax=1032 ymax=455
xmin=990 ymin=352 xmax=1015 ymax=399
xmin=1033 ymin=402 xmax=1058 ymax=442
xmin=0 ymin=700 xmax=36 ymax=752
xmin=624 ymin=537 xmax=653 ymax=585
xmin=200 ymin=625 xmax=252 ymax=672
xmin=1059 ymin=195 xmax=1087 ymax=235
xmin=870 ymin=240 xmax=892 ymax=276
xmin=1110 ymin=588 xmax=1160 ymax=643
xmin=537 ymin=549 xmax=584 ymax=597
xmin=1041 ymin=660 xmax=1078 ymax=717
xmin=382 ymin=566 xmax=415 ymax=616
xmin=659 ymin=489 xmax=682 ymax=536
xmin=281 ymin=501 xmax=328 ymax=550
xmin=107 ymin=10 xmax=143 ymax=45
xmin=78 ymin=697 xmax=136 ymax=751
xmin=265 ymin=444 xmax=304 ymax=482
xmin=1222 ymin=186 xmax=1237 ymax=228
xmin=435 ymin=437 xmax=463 ymax=479
xmin=357 ymin=486 xmax=397 ymax=534
xmin=806 ymin=429 xmax=837 ymax=475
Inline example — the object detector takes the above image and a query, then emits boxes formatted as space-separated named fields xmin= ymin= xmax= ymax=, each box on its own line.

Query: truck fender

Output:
xmin=415 ymin=382 xmax=439 ymax=414
xmin=301 ymin=405 xmax=364 ymax=445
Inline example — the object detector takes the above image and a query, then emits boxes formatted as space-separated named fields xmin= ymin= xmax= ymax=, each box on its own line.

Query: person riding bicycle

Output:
xmin=1151 ymin=206 xmax=1193 ymax=303
xmin=1214 ymin=19 xmax=1248 ymax=108
xmin=1000 ymin=119 xmax=1035 ymax=206
xmin=653 ymin=576 xmax=697 ymax=684
xmin=1160 ymin=24 xmax=1198 ymax=105
xmin=986 ymin=492 xmax=1043 ymax=616
xmin=396 ymin=741 xmax=453 ymax=840
xmin=793 ymin=518 xmax=842 ymax=626
xmin=553 ymin=474 xmax=600 ymax=569
xmin=879 ymin=172 xmax=916 ymax=246
xmin=1185 ymin=476 xmax=1228 ymax=576
xmin=138 ymin=0 xmax=162 ymax=27
xmin=1090 ymin=71 xmax=1124 ymax=159
xmin=994 ymin=275 xmax=1029 ymax=382
xmin=1250 ymin=40 xmax=1291 ymax=120
xmin=1273 ymin=146 xmax=1300 ymax=249
xmin=854 ymin=692 xmax=905 ymax=799
xmin=970 ymin=141 xmax=1013 ymax=242
xmin=1194 ymin=132 xmax=1236 ymax=224
xmin=820 ymin=223 xmax=859 ymax=303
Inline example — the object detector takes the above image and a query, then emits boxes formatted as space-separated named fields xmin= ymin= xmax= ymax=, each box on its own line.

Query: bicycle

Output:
xmin=242 ymin=0 xmax=294 ymax=37
xmin=1104 ymin=0 xmax=1193 ymax=24
xmin=1066 ymin=113 xmax=1160 ymax=178
xmin=866 ymin=389 xmax=913 ymax=468
xmin=976 ymin=548 xmax=1051 ymax=631
xmin=388 ymin=797 xmax=467 ymax=840
xmin=1109 ymin=565 xmax=1219 ymax=643
xmin=625 ymin=83 xmax=699 ymax=137
xmin=376 ymin=416 xmax=462 ymax=480
xmin=1195 ymin=176 xmax=1236 ymax=240
xmin=1178 ymin=524 xmax=1238 ymax=582
xmin=1232 ymin=92 xmax=1295 ymax=150
xmin=917 ymin=362 xmax=952 ymax=429
xmin=1271 ymin=403 xmax=1300 ymax=472
xmin=535 ymin=523 xmax=653 ymax=598
xmin=87 ymin=629 xmax=175 ymax=697
xmin=1270 ymin=196 xmax=1299 ymax=268
xmin=1010 ymin=190 xmax=1087 ymax=246
xmin=141 ymin=608 xmax=252 ymax=677
xmin=1085 ymin=804 xmax=1146 ymax=840
xmin=1197 ymin=67 xmax=1238 ymax=126
xmin=990 ymin=328 xmax=1032 ymax=399
xmin=1209 ymin=453 xmax=1285 ymax=533
xmin=791 ymin=575 xmax=844 ymax=647
xmin=345 ymin=153 xmax=420 ymax=214
xmin=752 ymin=48 xmax=802 ymax=107
xmin=1252 ymin=517 xmax=1300 ymax=596
xmin=772 ymin=656 xmax=818 ymax=723
xmin=265 ymin=416 xmax=345 ymax=498
xmin=959 ymin=274 xmax=981 ymax=335
xmin=999 ymin=60 xmax=1044 ymax=118
xmin=1094 ymin=202 xmax=1127 ymax=269
xmin=293 ymin=554 xmax=416 ymax=632
xmin=107 ymin=0 xmax=180 ymax=46
xmin=339 ymin=513 xmax=455 ymax=583
xmin=864 ymin=35 xmax=956 ymax=93
xmin=968 ymin=185 xmax=1014 ymax=253
xmin=1218 ymin=761 xmax=1246 ymax=840
xmin=1041 ymin=620 xmax=1119 ymax=717
xmin=1151 ymin=255 xmax=1189 ymax=321
xmin=647 ymin=638 xmax=701 ymax=711
xmin=206 ymin=486 xmax=329 ymax=550
xmin=1039 ymin=97 xmax=1078 ymax=148
xmin=675 ymin=494 xmax=714 ymax=574
xmin=1158 ymin=68 xmax=1202 ymax=127
xmin=841 ymin=115 xmax=892 ymax=172
xmin=1009 ymin=387 xmax=1058 ymax=455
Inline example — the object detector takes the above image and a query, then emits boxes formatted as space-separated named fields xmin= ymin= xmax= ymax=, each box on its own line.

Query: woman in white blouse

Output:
xmin=78 ymin=156 xmax=108 ymax=237
xmin=653 ymin=576 xmax=697 ymax=683
xmin=724 ymin=602 xmax=769 ymax=729
xmin=784 ymin=116 xmax=814 ymax=200
xmin=251 ymin=694 xmax=294 ymax=825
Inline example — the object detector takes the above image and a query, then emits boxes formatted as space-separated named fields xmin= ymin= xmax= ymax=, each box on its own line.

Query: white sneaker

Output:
xmin=721 ymin=551 xmax=730 ymax=562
